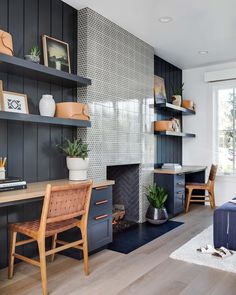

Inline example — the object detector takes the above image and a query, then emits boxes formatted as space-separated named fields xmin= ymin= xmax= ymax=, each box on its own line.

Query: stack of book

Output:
xmin=0 ymin=177 xmax=27 ymax=192
xmin=162 ymin=163 xmax=182 ymax=170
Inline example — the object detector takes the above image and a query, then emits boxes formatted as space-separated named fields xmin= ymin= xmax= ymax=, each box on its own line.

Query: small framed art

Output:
xmin=154 ymin=76 xmax=167 ymax=104
xmin=42 ymin=35 xmax=71 ymax=73
xmin=0 ymin=91 xmax=29 ymax=114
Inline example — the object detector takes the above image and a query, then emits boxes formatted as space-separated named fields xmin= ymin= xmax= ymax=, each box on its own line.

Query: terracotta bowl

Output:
xmin=182 ymin=100 xmax=194 ymax=110
xmin=154 ymin=120 xmax=173 ymax=132
xmin=55 ymin=102 xmax=90 ymax=121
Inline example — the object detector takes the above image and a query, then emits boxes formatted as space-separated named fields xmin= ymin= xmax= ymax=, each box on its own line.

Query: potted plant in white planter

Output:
xmin=58 ymin=138 xmax=89 ymax=181
xmin=145 ymin=184 xmax=168 ymax=225
xmin=24 ymin=45 xmax=40 ymax=64
xmin=171 ymin=83 xmax=184 ymax=107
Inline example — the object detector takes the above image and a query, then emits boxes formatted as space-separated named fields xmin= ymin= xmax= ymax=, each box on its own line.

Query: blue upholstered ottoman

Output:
xmin=214 ymin=202 xmax=236 ymax=250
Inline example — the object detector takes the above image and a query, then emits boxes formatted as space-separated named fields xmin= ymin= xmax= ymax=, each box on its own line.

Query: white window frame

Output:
xmin=212 ymin=80 xmax=236 ymax=175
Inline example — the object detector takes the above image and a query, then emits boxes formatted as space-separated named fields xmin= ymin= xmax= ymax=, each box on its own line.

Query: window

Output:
xmin=213 ymin=81 xmax=236 ymax=174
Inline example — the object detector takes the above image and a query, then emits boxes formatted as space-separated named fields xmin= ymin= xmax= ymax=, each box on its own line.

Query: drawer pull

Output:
xmin=177 ymin=182 xmax=184 ymax=185
xmin=94 ymin=186 xmax=108 ymax=190
xmin=94 ymin=214 xmax=108 ymax=220
xmin=177 ymin=191 xmax=184 ymax=195
xmin=95 ymin=199 xmax=108 ymax=205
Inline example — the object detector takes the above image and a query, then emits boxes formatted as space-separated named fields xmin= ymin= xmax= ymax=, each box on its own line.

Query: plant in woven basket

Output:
xmin=58 ymin=138 xmax=89 ymax=181
xmin=145 ymin=184 xmax=168 ymax=225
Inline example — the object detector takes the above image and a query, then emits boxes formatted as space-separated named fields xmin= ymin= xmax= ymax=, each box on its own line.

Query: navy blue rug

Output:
xmin=107 ymin=221 xmax=184 ymax=254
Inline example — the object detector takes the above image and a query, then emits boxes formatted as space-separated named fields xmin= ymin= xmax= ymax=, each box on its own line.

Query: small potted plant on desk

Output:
xmin=58 ymin=138 xmax=89 ymax=181
xmin=145 ymin=184 xmax=168 ymax=225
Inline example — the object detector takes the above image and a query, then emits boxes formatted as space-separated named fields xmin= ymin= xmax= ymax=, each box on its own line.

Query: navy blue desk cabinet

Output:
xmin=88 ymin=185 xmax=113 ymax=252
xmin=154 ymin=166 xmax=206 ymax=217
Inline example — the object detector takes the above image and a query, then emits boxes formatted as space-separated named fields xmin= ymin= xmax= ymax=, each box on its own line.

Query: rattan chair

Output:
xmin=8 ymin=181 xmax=93 ymax=295
xmin=185 ymin=165 xmax=217 ymax=213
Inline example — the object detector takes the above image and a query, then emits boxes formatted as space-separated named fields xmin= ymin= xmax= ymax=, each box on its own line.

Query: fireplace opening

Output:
xmin=107 ymin=164 xmax=140 ymax=233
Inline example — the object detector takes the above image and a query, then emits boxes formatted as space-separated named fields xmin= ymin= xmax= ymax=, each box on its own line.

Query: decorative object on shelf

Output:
xmin=145 ymin=183 xmax=168 ymax=225
xmin=0 ymin=81 xmax=29 ymax=114
xmin=0 ymin=157 xmax=6 ymax=180
xmin=24 ymin=45 xmax=40 ymax=63
xmin=182 ymin=99 xmax=195 ymax=111
xmin=171 ymin=83 xmax=184 ymax=107
xmin=56 ymin=102 xmax=90 ymax=121
xmin=42 ymin=35 xmax=71 ymax=73
xmin=0 ymin=30 xmax=13 ymax=56
xmin=170 ymin=117 xmax=181 ymax=132
xmin=154 ymin=120 xmax=173 ymax=132
xmin=58 ymin=138 xmax=89 ymax=181
xmin=154 ymin=76 xmax=167 ymax=104
xmin=39 ymin=94 xmax=55 ymax=117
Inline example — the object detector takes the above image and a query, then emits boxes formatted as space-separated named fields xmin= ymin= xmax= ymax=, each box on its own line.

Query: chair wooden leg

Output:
xmin=8 ymin=231 xmax=17 ymax=279
xmin=50 ymin=233 xmax=57 ymax=262
xmin=81 ymin=228 xmax=89 ymax=275
xmin=211 ymin=190 xmax=216 ymax=208
xmin=185 ymin=188 xmax=192 ymax=213
xmin=208 ymin=190 xmax=215 ymax=209
xmin=38 ymin=239 xmax=48 ymax=295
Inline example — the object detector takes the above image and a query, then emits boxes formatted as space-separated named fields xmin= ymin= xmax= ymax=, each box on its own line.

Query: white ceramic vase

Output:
xmin=66 ymin=157 xmax=89 ymax=181
xmin=39 ymin=94 xmax=56 ymax=117
xmin=172 ymin=95 xmax=182 ymax=107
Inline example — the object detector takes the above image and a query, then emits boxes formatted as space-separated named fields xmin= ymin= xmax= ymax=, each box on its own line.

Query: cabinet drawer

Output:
xmin=88 ymin=216 xmax=112 ymax=252
xmin=174 ymin=190 xmax=185 ymax=214
xmin=174 ymin=174 xmax=185 ymax=191
xmin=89 ymin=186 xmax=112 ymax=219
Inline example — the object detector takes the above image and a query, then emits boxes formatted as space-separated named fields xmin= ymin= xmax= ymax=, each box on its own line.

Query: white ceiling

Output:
xmin=63 ymin=0 xmax=236 ymax=69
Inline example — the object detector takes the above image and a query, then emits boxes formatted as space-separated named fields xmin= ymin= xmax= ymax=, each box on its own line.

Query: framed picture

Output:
xmin=0 ymin=91 xmax=29 ymax=114
xmin=42 ymin=35 xmax=71 ymax=73
xmin=154 ymin=76 xmax=167 ymax=104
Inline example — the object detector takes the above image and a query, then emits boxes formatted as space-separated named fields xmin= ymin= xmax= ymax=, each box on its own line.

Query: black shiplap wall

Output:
xmin=0 ymin=0 xmax=77 ymax=183
xmin=154 ymin=55 xmax=183 ymax=165
xmin=0 ymin=0 xmax=78 ymax=269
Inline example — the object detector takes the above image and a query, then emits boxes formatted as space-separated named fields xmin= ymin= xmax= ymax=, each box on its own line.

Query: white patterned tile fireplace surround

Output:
xmin=77 ymin=8 xmax=154 ymax=222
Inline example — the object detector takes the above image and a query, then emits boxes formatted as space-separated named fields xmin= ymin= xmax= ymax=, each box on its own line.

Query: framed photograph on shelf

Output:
xmin=42 ymin=35 xmax=71 ymax=73
xmin=0 ymin=91 xmax=29 ymax=114
xmin=154 ymin=76 xmax=167 ymax=104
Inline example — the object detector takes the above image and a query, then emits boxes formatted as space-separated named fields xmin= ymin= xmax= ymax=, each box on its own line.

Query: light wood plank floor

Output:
xmin=0 ymin=205 xmax=235 ymax=295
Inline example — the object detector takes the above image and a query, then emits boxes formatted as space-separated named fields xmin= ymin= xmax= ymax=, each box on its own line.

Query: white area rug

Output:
xmin=170 ymin=225 xmax=236 ymax=273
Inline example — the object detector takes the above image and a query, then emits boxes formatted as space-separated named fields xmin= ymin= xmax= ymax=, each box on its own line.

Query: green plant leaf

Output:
xmin=57 ymin=137 xmax=89 ymax=159
xmin=145 ymin=184 xmax=168 ymax=209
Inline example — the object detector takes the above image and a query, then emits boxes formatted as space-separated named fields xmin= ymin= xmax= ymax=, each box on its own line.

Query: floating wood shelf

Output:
xmin=155 ymin=102 xmax=195 ymax=115
xmin=154 ymin=131 xmax=196 ymax=138
xmin=0 ymin=53 xmax=91 ymax=88
xmin=0 ymin=111 xmax=91 ymax=127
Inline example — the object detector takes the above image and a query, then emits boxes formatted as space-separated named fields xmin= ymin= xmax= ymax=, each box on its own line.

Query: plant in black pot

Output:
xmin=145 ymin=184 xmax=168 ymax=225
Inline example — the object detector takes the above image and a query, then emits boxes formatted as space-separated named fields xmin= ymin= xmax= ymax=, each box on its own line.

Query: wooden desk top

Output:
xmin=154 ymin=166 xmax=207 ymax=175
xmin=0 ymin=179 xmax=115 ymax=204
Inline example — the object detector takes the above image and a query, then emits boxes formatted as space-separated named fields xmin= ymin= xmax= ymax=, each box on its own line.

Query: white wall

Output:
xmin=183 ymin=61 xmax=236 ymax=205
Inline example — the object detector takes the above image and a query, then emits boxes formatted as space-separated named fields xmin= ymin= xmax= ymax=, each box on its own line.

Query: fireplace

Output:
xmin=107 ymin=164 xmax=140 ymax=232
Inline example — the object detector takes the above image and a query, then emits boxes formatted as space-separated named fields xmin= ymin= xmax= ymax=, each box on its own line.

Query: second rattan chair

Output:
xmin=185 ymin=165 xmax=217 ymax=213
